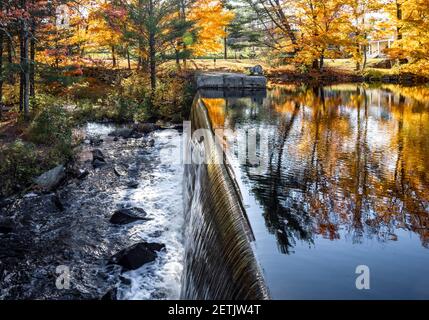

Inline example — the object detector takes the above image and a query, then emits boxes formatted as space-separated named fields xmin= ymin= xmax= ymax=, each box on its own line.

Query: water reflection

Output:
xmin=203 ymin=84 xmax=429 ymax=255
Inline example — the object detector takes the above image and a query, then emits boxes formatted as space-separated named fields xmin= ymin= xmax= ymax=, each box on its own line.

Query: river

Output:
xmin=200 ymin=83 xmax=429 ymax=299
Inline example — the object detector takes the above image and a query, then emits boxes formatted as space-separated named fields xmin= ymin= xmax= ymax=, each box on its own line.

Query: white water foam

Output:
xmin=116 ymin=130 xmax=185 ymax=300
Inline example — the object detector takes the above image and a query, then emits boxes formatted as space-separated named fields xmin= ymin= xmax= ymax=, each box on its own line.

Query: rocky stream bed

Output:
xmin=0 ymin=123 xmax=184 ymax=300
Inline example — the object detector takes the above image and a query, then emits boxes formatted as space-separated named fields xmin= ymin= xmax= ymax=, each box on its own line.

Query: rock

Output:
xmin=93 ymin=159 xmax=107 ymax=169
xmin=113 ymin=165 xmax=126 ymax=177
xmin=101 ymin=288 xmax=117 ymax=300
xmin=0 ymin=225 xmax=13 ymax=234
xmin=90 ymin=138 xmax=104 ymax=146
xmin=127 ymin=181 xmax=139 ymax=189
xmin=34 ymin=165 xmax=65 ymax=191
xmin=0 ymin=217 xmax=14 ymax=234
xmin=52 ymin=193 xmax=65 ymax=211
xmin=92 ymin=149 xmax=106 ymax=169
xmin=131 ymin=132 xmax=144 ymax=139
xmin=148 ymin=139 xmax=155 ymax=147
xmin=110 ymin=208 xmax=149 ymax=225
xmin=77 ymin=169 xmax=90 ymax=180
xmin=389 ymin=233 xmax=398 ymax=241
xmin=108 ymin=128 xmax=135 ymax=139
xmin=134 ymin=123 xmax=160 ymax=134
xmin=92 ymin=149 xmax=105 ymax=162
xmin=119 ymin=276 xmax=132 ymax=286
xmin=108 ymin=242 xmax=165 ymax=271
xmin=249 ymin=65 xmax=264 ymax=76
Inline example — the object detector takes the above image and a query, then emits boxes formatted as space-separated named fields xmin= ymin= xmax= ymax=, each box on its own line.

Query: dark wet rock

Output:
xmin=113 ymin=165 xmax=126 ymax=177
xmin=33 ymin=165 xmax=65 ymax=191
xmin=249 ymin=65 xmax=264 ymax=76
xmin=0 ymin=225 xmax=13 ymax=234
xmin=93 ymin=159 xmax=107 ymax=169
xmin=108 ymin=242 xmax=165 ymax=271
xmin=120 ymin=276 xmax=132 ymax=286
xmin=77 ymin=169 xmax=90 ymax=180
xmin=90 ymin=137 xmax=104 ymax=146
xmin=134 ymin=123 xmax=160 ymax=134
xmin=148 ymin=139 xmax=155 ymax=147
xmin=92 ymin=149 xmax=105 ymax=162
xmin=127 ymin=181 xmax=139 ymax=189
xmin=101 ymin=288 xmax=118 ymax=300
xmin=131 ymin=132 xmax=144 ymax=139
xmin=0 ymin=198 xmax=14 ymax=209
xmin=149 ymin=230 xmax=163 ymax=238
xmin=109 ymin=128 xmax=135 ymax=139
xmin=110 ymin=208 xmax=149 ymax=225
xmin=52 ymin=193 xmax=65 ymax=211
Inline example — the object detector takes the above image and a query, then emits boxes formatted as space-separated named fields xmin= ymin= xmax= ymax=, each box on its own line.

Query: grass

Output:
xmin=324 ymin=58 xmax=401 ymax=77
xmin=161 ymin=58 xmax=271 ymax=74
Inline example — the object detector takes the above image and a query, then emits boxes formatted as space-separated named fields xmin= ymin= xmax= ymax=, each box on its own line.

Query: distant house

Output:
xmin=367 ymin=37 xmax=395 ymax=58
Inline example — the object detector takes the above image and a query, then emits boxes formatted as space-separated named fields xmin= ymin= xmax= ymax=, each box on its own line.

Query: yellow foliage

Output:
xmin=189 ymin=0 xmax=234 ymax=56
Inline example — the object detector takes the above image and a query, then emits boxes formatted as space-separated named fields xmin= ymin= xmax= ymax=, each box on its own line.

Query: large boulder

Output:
xmin=110 ymin=207 xmax=149 ymax=225
xmin=109 ymin=242 xmax=166 ymax=271
xmin=92 ymin=149 xmax=107 ymax=169
xmin=101 ymin=288 xmax=118 ymax=300
xmin=34 ymin=165 xmax=65 ymax=191
xmin=92 ymin=149 xmax=105 ymax=162
xmin=249 ymin=65 xmax=264 ymax=76
xmin=134 ymin=123 xmax=160 ymax=134
xmin=108 ymin=128 xmax=135 ymax=139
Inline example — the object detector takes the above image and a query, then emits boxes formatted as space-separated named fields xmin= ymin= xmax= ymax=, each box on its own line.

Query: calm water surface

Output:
xmin=203 ymin=84 xmax=429 ymax=299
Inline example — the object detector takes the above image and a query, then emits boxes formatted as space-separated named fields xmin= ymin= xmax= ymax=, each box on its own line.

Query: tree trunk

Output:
xmin=312 ymin=59 xmax=319 ymax=70
xmin=19 ymin=28 xmax=24 ymax=112
xmin=356 ymin=44 xmax=361 ymax=71
xmin=23 ymin=20 xmax=30 ymax=118
xmin=19 ymin=0 xmax=30 ymax=118
xmin=396 ymin=1 xmax=402 ymax=40
xmin=7 ymin=37 xmax=14 ymax=84
xmin=127 ymin=47 xmax=131 ymax=70
xmin=148 ymin=0 xmax=156 ymax=92
xmin=111 ymin=45 xmax=116 ymax=68
xmin=0 ymin=0 xmax=3 ymax=119
xmin=149 ymin=34 xmax=156 ymax=92
xmin=224 ymin=34 xmax=228 ymax=60
xmin=175 ymin=47 xmax=181 ymax=70
xmin=362 ymin=45 xmax=367 ymax=71
xmin=30 ymin=16 xmax=36 ymax=98
xmin=319 ymin=54 xmax=324 ymax=71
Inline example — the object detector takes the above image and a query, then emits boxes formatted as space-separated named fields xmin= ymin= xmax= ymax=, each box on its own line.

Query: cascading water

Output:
xmin=180 ymin=95 xmax=269 ymax=300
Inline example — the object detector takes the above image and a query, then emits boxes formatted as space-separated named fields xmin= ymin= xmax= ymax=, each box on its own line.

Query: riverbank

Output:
xmin=169 ymin=59 xmax=429 ymax=85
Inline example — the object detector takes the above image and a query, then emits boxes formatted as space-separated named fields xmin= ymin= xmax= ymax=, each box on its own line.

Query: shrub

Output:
xmin=0 ymin=140 xmax=40 ymax=197
xmin=363 ymin=69 xmax=384 ymax=81
xmin=27 ymin=105 xmax=73 ymax=160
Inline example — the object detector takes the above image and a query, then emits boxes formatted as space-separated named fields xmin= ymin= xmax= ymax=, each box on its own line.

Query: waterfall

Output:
xmin=180 ymin=94 xmax=269 ymax=300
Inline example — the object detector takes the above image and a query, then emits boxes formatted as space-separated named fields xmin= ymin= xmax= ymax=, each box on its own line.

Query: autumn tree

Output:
xmin=188 ymin=0 xmax=234 ymax=57
xmin=344 ymin=0 xmax=381 ymax=71
xmin=387 ymin=0 xmax=429 ymax=74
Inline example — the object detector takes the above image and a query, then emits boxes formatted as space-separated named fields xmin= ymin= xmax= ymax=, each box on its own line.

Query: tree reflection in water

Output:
xmin=203 ymin=84 xmax=429 ymax=255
